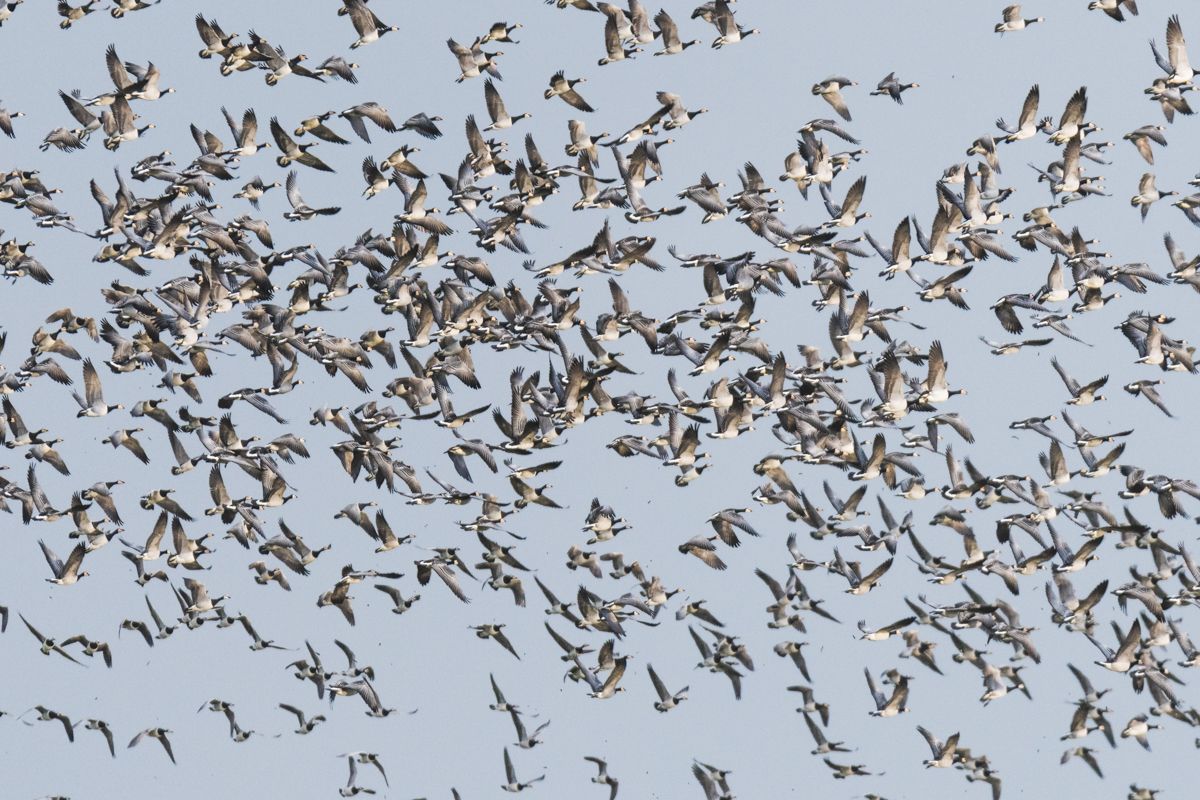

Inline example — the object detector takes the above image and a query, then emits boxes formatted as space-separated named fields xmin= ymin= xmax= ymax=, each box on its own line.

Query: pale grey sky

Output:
xmin=1 ymin=1 xmax=1198 ymax=799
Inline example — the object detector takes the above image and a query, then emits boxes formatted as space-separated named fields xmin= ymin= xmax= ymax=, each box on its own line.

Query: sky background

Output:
xmin=1 ymin=1 xmax=1199 ymax=798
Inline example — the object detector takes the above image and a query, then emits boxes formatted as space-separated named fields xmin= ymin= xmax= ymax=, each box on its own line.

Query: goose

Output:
xmin=484 ymin=79 xmax=531 ymax=131
xmin=60 ymin=634 xmax=112 ymax=667
xmin=1044 ymin=88 xmax=1096 ymax=145
xmin=1145 ymin=79 xmax=1195 ymax=122
xmin=283 ymin=171 xmax=341 ymax=221
xmin=473 ymin=623 xmax=520 ymax=658
xmin=996 ymin=84 xmax=1041 ymax=143
xmin=545 ymin=71 xmax=595 ymax=112
xmin=294 ymin=111 xmax=351 ymax=144
xmin=821 ymin=176 xmax=869 ymax=228
xmin=585 ymin=654 xmax=628 ymax=699
xmin=343 ymin=0 xmax=398 ymax=48
xmin=447 ymin=37 xmax=502 ymax=83
xmin=599 ymin=13 xmax=640 ymax=64
xmin=1123 ymin=379 xmax=1171 ymax=416
xmin=19 ymin=613 xmax=83 ymax=664
xmin=1130 ymin=173 xmax=1176 ymax=220
xmin=340 ymin=752 xmax=388 ymax=788
xmin=57 ymin=0 xmax=98 ymax=29
xmin=995 ymin=4 xmax=1043 ymax=33
xmin=218 ymin=107 xmax=268 ymax=157
xmin=101 ymin=428 xmax=148 ymax=463
xmin=0 ymin=103 xmax=23 ymax=139
xmin=128 ymin=727 xmax=176 ymax=764
xmin=979 ymin=335 xmax=1052 ymax=355
xmin=1051 ymin=357 xmax=1107 ymax=404
xmin=0 ymin=1 xmax=23 ymax=27
xmin=679 ymin=535 xmax=727 ymax=569
xmin=26 ymin=706 xmax=75 ymax=742
xmin=708 ymin=0 xmax=758 ymax=48
xmin=824 ymin=758 xmax=874 ymax=779
xmin=1088 ymin=0 xmax=1138 ymax=22
xmin=270 ymin=118 xmax=335 ymax=172
xmin=501 ymin=746 xmax=545 ymax=792
xmin=481 ymin=20 xmax=522 ymax=43
xmin=339 ymin=756 xmax=375 ymax=796
xmin=646 ymin=663 xmax=687 ymax=711
xmin=339 ymin=102 xmax=396 ymax=144
xmin=509 ymin=706 xmax=550 ymax=748
xmin=1150 ymin=15 xmax=1194 ymax=87
xmin=871 ymin=73 xmax=919 ymax=104
xmin=109 ymin=0 xmax=157 ymax=19
xmin=1060 ymin=746 xmax=1103 ymax=778
xmin=400 ymin=112 xmax=444 ymax=139
xmin=812 ymin=77 xmax=856 ymax=122
xmin=38 ymin=540 xmax=90 ymax=586
xmin=194 ymin=14 xmax=237 ymax=59
xmin=103 ymin=96 xmax=154 ymax=151
xmin=858 ymin=616 xmax=915 ymax=641
xmin=279 ymin=703 xmax=325 ymax=734
xmin=1124 ymin=125 xmax=1166 ymax=165
xmin=83 ymin=719 xmax=115 ymax=757
xmin=584 ymin=756 xmax=619 ymax=800
xmin=910 ymin=265 xmax=973 ymax=308
xmin=1121 ymin=715 xmax=1159 ymax=750
xmin=654 ymin=9 xmax=698 ymax=55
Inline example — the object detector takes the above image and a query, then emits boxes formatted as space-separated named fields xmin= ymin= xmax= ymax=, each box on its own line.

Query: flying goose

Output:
xmin=510 ymin=706 xmax=550 ymax=748
xmin=473 ymin=623 xmax=520 ymax=659
xmin=339 ymin=755 xmax=376 ymax=796
xmin=0 ymin=1 xmax=23 ymax=27
xmin=501 ymin=746 xmax=545 ymax=792
xmin=653 ymin=9 xmax=699 ymax=55
xmin=1088 ymin=0 xmax=1138 ymax=22
xmin=1051 ymin=356 xmax=1107 ymax=404
xmin=0 ymin=103 xmax=23 ymax=138
xmin=812 ymin=77 xmax=856 ymax=122
xmin=995 ymin=4 xmax=1044 ymax=33
xmin=1149 ymin=14 xmax=1194 ymax=87
xmin=343 ymin=0 xmax=398 ymax=48
xmin=997 ymin=84 xmax=1040 ymax=142
xmin=270 ymin=118 xmax=335 ymax=172
xmin=26 ymin=705 xmax=75 ymax=742
xmin=584 ymin=756 xmax=619 ymax=800
xmin=707 ymin=0 xmax=758 ymax=48
xmin=128 ymin=727 xmax=176 ymax=764
xmin=646 ymin=662 xmax=687 ymax=711
xmin=871 ymin=73 xmax=919 ymax=104
xmin=60 ymin=634 xmax=112 ymax=667
xmin=279 ymin=703 xmax=325 ymax=734
xmin=1124 ymin=125 xmax=1167 ymax=164
xmin=484 ymin=79 xmax=531 ymax=131
xmin=283 ymin=171 xmax=341 ymax=221
xmin=38 ymin=540 xmax=90 ymax=586
xmin=57 ymin=0 xmax=97 ymax=29
xmin=545 ymin=71 xmax=595 ymax=112
xmin=20 ymin=613 xmax=83 ymax=664
xmin=340 ymin=752 xmax=389 ymax=788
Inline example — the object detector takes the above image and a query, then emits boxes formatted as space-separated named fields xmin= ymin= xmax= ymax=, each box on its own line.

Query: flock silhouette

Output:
xmin=1 ymin=1 xmax=1199 ymax=798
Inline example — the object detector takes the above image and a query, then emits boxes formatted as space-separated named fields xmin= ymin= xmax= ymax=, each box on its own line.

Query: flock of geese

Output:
xmin=2 ymin=1 xmax=1200 ymax=798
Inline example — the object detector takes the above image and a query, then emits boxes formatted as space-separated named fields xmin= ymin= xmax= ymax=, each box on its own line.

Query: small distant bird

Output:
xmin=995 ymin=4 xmax=1044 ymax=33
xmin=871 ymin=73 xmax=919 ymax=104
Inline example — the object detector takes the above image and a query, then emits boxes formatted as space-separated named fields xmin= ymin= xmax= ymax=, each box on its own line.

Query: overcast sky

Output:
xmin=1 ymin=1 xmax=1198 ymax=798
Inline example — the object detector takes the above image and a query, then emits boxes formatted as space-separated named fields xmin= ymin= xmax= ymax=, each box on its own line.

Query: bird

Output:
xmin=871 ymin=73 xmax=919 ymax=104
xmin=995 ymin=5 xmax=1044 ymax=34
xmin=128 ymin=727 xmax=176 ymax=764
xmin=584 ymin=756 xmax=619 ymax=800
xmin=501 ymin=746 xmax=545 ymax=792
xmin=545 ymin=71 xmax=595 ymax=112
